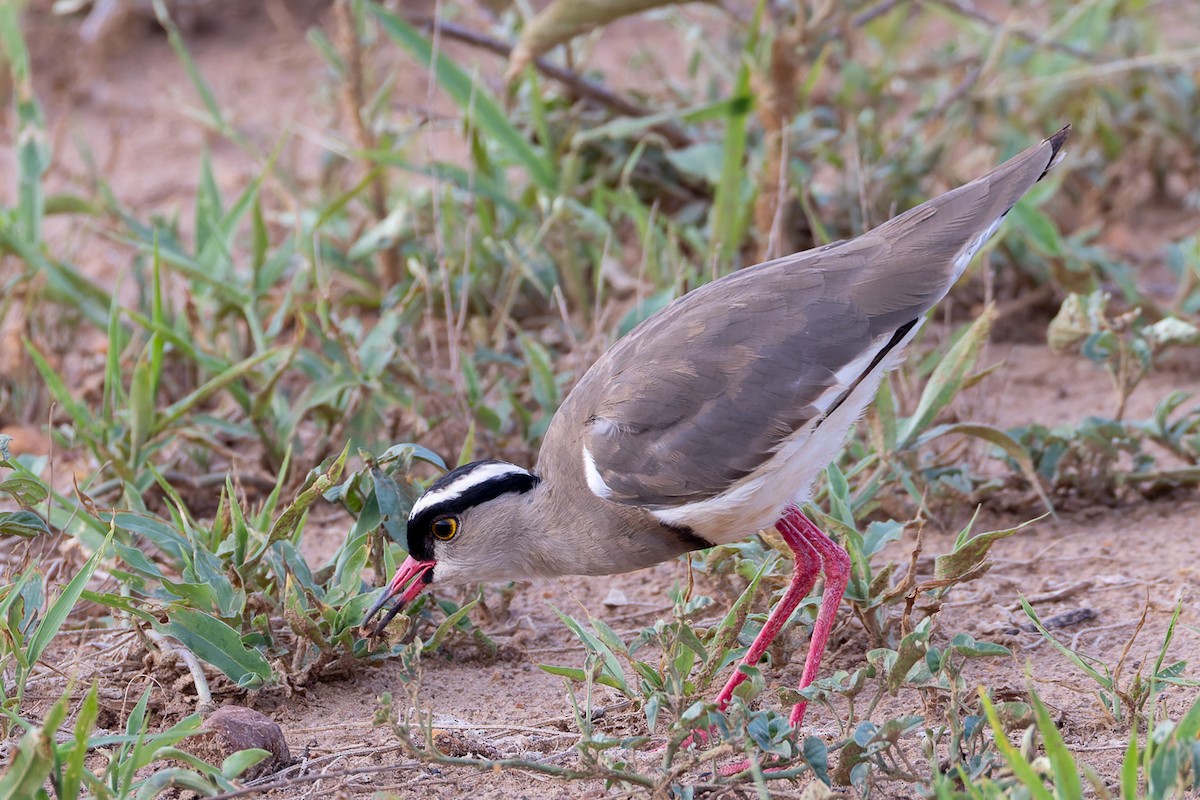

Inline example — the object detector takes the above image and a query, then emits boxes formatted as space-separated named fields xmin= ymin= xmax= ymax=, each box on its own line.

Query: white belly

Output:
xmin=650 ymin=321 xmax=923 ymax=542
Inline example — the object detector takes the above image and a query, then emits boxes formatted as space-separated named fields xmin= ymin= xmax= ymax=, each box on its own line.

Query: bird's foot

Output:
xmin=674 ymin=732 xmax=800 ymax=778
xmin=677 ymin=724 xmax=719 ymax=751
xmin=714 ymin=755 xmax=797 ymax=778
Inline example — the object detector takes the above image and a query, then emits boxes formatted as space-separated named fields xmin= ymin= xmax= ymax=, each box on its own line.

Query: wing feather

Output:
xmin=545 ymin=130 xmax=1067 ymax=511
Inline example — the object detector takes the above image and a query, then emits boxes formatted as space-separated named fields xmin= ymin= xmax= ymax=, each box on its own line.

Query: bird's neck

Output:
xmin=520 ymin=479 xmax=699 ymax=578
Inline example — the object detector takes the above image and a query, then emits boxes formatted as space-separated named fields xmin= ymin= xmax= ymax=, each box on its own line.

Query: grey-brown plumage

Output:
xmin=364 ymin=127 xmax=1070 ymax=730
xmin=556 ymin=128 xmax=1068 ymax=514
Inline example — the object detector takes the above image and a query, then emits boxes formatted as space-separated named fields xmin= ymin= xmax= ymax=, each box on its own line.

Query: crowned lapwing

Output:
xmin=364 ymin=126 xmax=1070 ymax=730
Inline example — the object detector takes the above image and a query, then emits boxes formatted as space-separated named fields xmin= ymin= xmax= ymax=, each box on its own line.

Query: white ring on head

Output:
xmin=409 ymin=462 xmax=533 ymax=520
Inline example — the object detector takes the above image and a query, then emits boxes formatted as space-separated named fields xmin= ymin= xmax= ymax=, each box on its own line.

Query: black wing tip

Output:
xmin=1036 ymin=124 xmax=1072 ymax=182
xmin=1046 ymin=124 xmax=1072 ymax=154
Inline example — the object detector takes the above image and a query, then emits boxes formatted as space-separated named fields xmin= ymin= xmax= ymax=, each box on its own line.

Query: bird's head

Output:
xmin=361 ymin=460 xmax=542 ymax=635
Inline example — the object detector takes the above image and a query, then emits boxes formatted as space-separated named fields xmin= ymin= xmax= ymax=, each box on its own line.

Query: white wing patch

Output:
xmin=582 ymin=446 xmax=614 ymax=500
xmin=652 ymin=321 xmax=925 ymax=542
xmin=409 ymin=462 xmax=533 ymax=520
xmin=951 ymin=215 xmax=1005 ymax=282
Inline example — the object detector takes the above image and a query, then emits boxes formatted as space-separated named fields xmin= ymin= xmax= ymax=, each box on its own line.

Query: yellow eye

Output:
xmin=432 ymin=516 xmax=458 ymax=541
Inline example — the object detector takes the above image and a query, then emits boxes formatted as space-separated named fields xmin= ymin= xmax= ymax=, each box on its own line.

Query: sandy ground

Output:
xmin=4 ymin=2 xmax=1200 ymax=798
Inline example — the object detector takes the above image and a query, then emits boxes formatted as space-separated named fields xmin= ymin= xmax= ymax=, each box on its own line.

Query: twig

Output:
xmin=1122 ymin=466 xmax=1200 ymax=486
xmin=207 ymin=760 xmax=424 ymax=799
xmin=852 ymin=0 xmax=909 ymax=27
xmin=409 ymin=16 xmax=693 ymax=148
xmin=1110 ymin=590 xmax=1151 ymax=699
xmin=528 ymin=699 xmax=633 ymax=729
xmin=144 ymin=628 xmax=214 ymax=713
xmin=979 ymin=45 xmax=1200 ymax=98
xmin=1002 ymin=607 xmax=1096 ymax=635
xmin=89 ymin=470 xmax=278 ymax=500
xmin=335 ymin=0 xmax=401 ymax=285
xmin=1004 ymin=580 xmax=1094 ymax=611
xmin=924 ymin=0 xmax=1106 ymax=63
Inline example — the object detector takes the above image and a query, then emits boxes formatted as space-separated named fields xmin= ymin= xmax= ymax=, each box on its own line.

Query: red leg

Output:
xmin=779 ymin=505 xmax=851 ymax=727
xmin=713 ymin=514 xmax=821 ymax=709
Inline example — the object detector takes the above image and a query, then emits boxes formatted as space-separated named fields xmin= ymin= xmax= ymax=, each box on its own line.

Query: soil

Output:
xmin=3 ymin=2 xmax=1200 ymax=799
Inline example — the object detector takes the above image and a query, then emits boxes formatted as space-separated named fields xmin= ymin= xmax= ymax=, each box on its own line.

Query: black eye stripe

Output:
xmin=407 ymin=462 xmax=540 ymax=561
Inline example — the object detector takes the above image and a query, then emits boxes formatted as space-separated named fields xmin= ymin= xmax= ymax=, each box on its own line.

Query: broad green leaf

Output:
xmin=517 ymin=335 xmax=560 ymax=413
xmin=159 ymin=576 xmax=218 ymax=613
xmin=221 ymin=748 xmax=270 ymax=779
xmin=664 ymin=141 xmax=725 ymax=184
xmin=421 ymin=594 xmax=481 ymax=655
xmin=1008 ymin=197 xmax=1063 ymax=256
xmin=899 ymin=305 xmax=996 ymax=449
xmin=0 ymin=510 xmax=51 ymax=538
xmin=948 ymin=633 xmax=1010 ymax=658
xmin=913 ymin=422 xmax=1054 ymax=514
xmin=538 ymin=664 xmax=630 ymax=693
xmin=887 ymin=621 xmax=932 ymax=692
xmin=370 ymin=466 xmax=409 ymax=546
xmin=934 ymin=516 xmax=1040 ymax=582
xmin=618 ymin=288 xmax=676 ymax=336
xmin=0 ymin=476 xmax=48 ymax=508
xmin=157 ymin=608 xmax=271 ymax=688
xmin=111 ymin=514 xmax=188 ymax=559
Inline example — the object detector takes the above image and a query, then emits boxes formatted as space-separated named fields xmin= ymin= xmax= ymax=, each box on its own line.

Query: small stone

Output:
xmin=602 ymin=588 xmax=629 ymax=608
xmin=186 ymin=706 xmax=292 ymax=780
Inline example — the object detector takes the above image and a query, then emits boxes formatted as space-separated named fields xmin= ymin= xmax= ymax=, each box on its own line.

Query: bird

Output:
xmin=363 ymin=126 xmax=1071 ymax=732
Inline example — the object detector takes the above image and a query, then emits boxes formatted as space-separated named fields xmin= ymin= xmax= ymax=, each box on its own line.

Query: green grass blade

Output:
xmin=1029 ymin=687 xmax=1083 ymax=798
xmin=422 ymin=594 xmax=482 ymax=655
xmin=129 ymin=350 xmax=156 ymax=468
xmin=159 ymin=349 xmax=278 ymax=429
xmin=102 ymin=273 xmax=127 ymax=425
xmin=152 ymin=0 xmax=241 ymax=145
xmin=150 ymin=232 xmax=166 ymax=397
xmin=710 ymin=2 xmax=760 ymax=269
xmin=1120 ymin=721 xmax=1139 ymax=800
xmin=1020 ymin=597 xmax=1113 ymax=689
xmin=913 ymin=422 xmax=1054 ymax=514
xmin=59 ymin=682 xmax=100 ymax=800
xmin=0 ymin=2 xmax=48 ymax=247
xmin=23 ymin=338 xmax=93 ymax=432
xmin=979 ymin=691 xmax=1054 ymax=800
xmin=370 ymin=5 xmax=559 ymax=193
xmin=27 ymin=529 xmax=114 ymax=668
xmin=0 ymin=690 xmax=70 ymax=799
